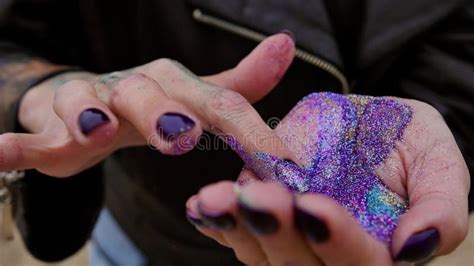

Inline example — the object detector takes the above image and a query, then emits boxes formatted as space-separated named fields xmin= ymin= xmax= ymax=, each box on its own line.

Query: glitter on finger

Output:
xmin=231 ymin=92 xmax=412 ymax=245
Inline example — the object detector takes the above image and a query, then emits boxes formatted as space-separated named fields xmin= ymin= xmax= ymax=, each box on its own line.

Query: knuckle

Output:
xmin=206 ymin=89 xmax=250 ymax=125
xmin=153 ymin=58 xmax=177 ymax=67
xmin=109 ymin=73 xmax=154 ymax=102
xmin=53 ymin=79 xmax=95 ymax=114
xmin=54 ymin=79 xmax=90 ymax=99
xmin=63 ymin=79 xmax=90 ymax=89
xmin=149 ymin=58 xmax=196 ymax=81
xmin=118 ymin=73 xmax=150 ymax=88
xmin=150 ymin=58 xmax=181 ymax=73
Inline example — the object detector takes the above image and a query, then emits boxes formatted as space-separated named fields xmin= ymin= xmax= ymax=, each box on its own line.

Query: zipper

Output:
xmin=193 ymin=9 xmax=350 ymax=94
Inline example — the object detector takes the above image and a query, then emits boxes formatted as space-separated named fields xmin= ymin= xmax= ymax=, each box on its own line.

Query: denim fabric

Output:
xmin=90 ymin=209 xmax=147 ymax=266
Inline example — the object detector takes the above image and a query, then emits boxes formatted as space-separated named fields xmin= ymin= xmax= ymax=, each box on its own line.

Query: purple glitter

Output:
xmin=228 ymin=92 xmax=412 ymax=245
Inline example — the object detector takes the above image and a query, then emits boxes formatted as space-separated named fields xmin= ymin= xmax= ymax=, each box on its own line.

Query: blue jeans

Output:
xmin=90 ymin=209 xmax=147 ymax=266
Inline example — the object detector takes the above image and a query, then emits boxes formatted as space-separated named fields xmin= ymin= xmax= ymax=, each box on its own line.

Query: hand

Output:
xmin=0 ymin=33 xmax=296 ymax=177
xmin=186 ymin=94 xmax=470 ymax=265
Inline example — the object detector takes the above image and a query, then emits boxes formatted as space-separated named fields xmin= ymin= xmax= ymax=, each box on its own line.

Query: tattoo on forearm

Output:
xmin=0 ymin=53 xmax=65 ymax=132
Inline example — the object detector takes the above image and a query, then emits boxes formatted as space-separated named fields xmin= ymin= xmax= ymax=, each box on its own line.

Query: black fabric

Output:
xmin=189 ymin=0 xmax=344 ymax=69
xmin=324 ymin=0 xmax=364 ymax=80
xmin=9 ymin=166 xmax=103 ymax=262
xmin=103 ymin=156 xmax=243 ymax=265
xmin=0 ymin=0 xmax=473 ymax=265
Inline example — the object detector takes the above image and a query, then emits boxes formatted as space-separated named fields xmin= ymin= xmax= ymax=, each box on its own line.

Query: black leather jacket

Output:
xmin=1 ymin=0 xmax=473 ymax=265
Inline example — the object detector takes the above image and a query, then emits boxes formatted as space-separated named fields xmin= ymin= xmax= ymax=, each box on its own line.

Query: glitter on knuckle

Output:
xmin=207 ymin=90 xmax=250 ymax=124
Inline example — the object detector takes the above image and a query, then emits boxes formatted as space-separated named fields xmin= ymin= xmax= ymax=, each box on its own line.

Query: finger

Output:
xmin=238 ymin=182 xmax=323 ymax=266
xmin=105 ymin=73 xmax=203 ymax=155
xmin=0 ymin=133 xmax=51 ymax=171
xmin=391 ymin=100 xmax=470 ymax=263
xmin=139 ymin=59 xmax=300 ymax=177
xmin=295 ymin=193 xmax=391 ymax=266
xmin=236 ymin=168 xmax=260 ymax=187
xmin=196 ymin=181 xmax=269 ymax=265
xmin=203 ymin=33 xmax=295 ymax=103
xmin=163 ymin=62 xmax=298 ymax=169
xmin=53 ymin=80 xmax=119 ymax=147
xmin=185 ymin=195 xmax=229 ymax=247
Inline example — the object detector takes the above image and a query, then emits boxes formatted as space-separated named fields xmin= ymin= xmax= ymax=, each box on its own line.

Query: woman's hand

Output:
xmin=186 ymin=95 xmax=470 ymax=265
xmin=0 ymin=33 xmax=296 ymax=177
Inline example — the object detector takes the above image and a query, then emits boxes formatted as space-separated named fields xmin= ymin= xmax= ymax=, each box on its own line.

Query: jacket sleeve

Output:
xmin=392 ymin=2 xmax=474 ymax=210
xmin=1 ymin=0 xmax=104 ymax=262
xmin=0 ymin=0 xmax=82 ymax=134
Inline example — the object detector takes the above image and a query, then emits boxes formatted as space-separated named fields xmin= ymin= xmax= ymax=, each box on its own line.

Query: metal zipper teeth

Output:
xmin=193 ymin=9 xmax=350 ymax=94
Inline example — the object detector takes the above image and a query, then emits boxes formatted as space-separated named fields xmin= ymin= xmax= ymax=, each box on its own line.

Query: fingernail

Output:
xmin=79 ymin=108 xmax=110 ymax=135
xmin=280 ymin=30 xmax=296 ymax=42
xmin=198 ymin=203 xmax=236 ymax=231
xmin=294 ymin=206 xmax=330 ymax=243
xmin=238 ymin=199 xmax=279 ymax=235
xmin=157 ymin=112 xmax=195 ymax=141
xmin=274 ymin=159 xmax=308 ymax=193
xmin=186 ymin=209 xmax=208 ymax=228
xmin=395 ymin=228 xmax=440 ymax=262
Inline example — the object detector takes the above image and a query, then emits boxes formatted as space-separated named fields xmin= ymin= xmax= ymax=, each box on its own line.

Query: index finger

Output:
xmin=190 ymin=80 xmax=299 ymax=181
xmin=138 ymin=59 xmax=300 ymax=181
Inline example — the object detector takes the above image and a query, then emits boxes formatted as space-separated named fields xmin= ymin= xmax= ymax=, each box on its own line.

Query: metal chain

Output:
xmin=0 ymin=171 xmax=24 ymax=241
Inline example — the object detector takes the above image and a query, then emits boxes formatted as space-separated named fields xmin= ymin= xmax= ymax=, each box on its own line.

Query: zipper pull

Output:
xmin=0 ymin=171 xmax=24 ymax=241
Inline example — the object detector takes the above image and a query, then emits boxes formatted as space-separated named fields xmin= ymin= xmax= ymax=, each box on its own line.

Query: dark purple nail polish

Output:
xmin=395 ymin=228 xmax=440 ymax=262
xmin=294 ymin=206 xmax=330 ymax=243
xmin=186 ymin=210 xmax=208 ymax=228
xmin=78 ymin=108 xmax=110 ymax=135
xmin=157 ymin=112 xmax=195 ymax=141
xmin=280 ymin=30 xmax=296 ymax=42
xmin=238 ymin=200 xmax=279 ymax=235
xmin=198 ymin=204 xmax=236 ymax=231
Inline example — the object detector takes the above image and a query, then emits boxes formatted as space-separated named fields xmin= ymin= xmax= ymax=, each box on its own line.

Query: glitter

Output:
xmin=230 ymin=92 xmax=412 ymax=245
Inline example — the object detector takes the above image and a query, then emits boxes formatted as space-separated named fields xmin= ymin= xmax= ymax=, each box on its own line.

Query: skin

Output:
xmin=0 ymin=34 xmax=296 ymax=177
xmin=186 ymin=95 xmax=470 ymax=265
xmin=0 ymin=34 xmax=469 ymax=265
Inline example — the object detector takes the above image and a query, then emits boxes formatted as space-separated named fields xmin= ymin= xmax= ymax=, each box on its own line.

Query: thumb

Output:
xmin=203 ymin=33 xmax=295 ymax=103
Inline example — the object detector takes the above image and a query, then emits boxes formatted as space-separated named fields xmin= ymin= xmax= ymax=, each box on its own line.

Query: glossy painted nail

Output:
xmin=79 ymin=108 xmax=110 ymax=135
xmin=238 ymin=200 xmax=279 ymax=235
xmin=198 ymin=204 xmax=236 ymax=231
xmin=280 ymin=29 xmax=296 ymax=42
xmin=294 ymin=206 xmax=330 ymax=243
xmin=395 ymin=228 xmax=440 ymax=262
xmin=157 ymin=112 xmax=195 ymax=141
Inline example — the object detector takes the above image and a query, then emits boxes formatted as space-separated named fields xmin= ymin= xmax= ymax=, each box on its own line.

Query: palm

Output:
xmin=238 ymin=92 xmax=468 ymax=247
